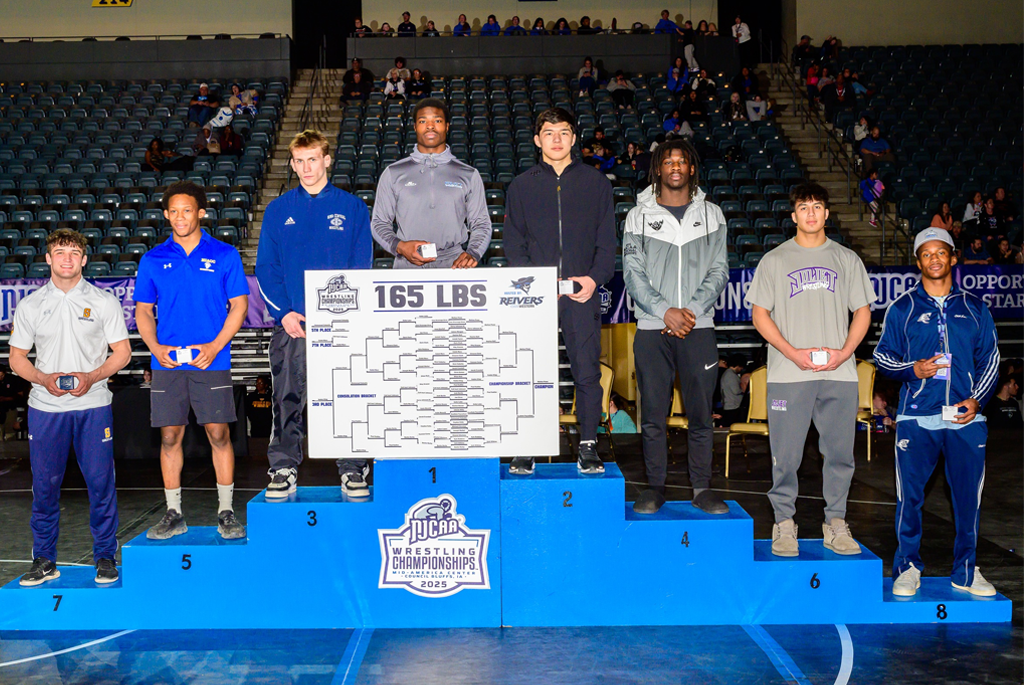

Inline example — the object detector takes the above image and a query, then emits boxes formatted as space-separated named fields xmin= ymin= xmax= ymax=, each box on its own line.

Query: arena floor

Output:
xmin=0 ymin=427 xmax=1021 ymax=684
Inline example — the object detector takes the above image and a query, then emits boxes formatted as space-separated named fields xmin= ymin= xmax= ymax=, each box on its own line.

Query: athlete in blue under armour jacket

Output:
xmin=255 ymin=131 xmax=373 ymax=498
xmin=873 ymin=227 xmax=1000 ymax=598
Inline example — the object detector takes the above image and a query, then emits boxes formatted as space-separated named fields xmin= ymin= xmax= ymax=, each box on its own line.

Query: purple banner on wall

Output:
xmin=0 ymin=266 xmax=1019 ymax=332
xmin=598 ymin=265 xmax=1024 ymax=325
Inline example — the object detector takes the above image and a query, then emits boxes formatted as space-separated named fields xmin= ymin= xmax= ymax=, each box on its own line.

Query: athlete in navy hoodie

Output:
xmin=256 ymin=130 xmax=373 ymax=498
xmin=874 ymin=227 xmax=1000 ymax=598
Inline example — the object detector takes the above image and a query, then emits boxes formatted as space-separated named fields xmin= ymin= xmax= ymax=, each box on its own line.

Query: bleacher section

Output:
xmin=0 ymin=78 xmax=287 ymax=277
xmin=332 ymin=71 xmax=847 ymax=270
xmin=804 ymin=43 xmax=1022 ymax=239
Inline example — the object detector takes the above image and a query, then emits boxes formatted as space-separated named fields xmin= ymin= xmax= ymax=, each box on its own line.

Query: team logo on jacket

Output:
xmin=378 ymin=495 xmax=490 ymax=598
xmin=917 ymin=312 xmax=932 ymax=324
xmin=317 ymin=274 xmax=359 ymax=313
xmin=500 ymin=277 xmax=544 ymax=308
xmin=787 ymin=267 xmax=838 ymax=297
xmin=327 ymin=213 xmax=346 ymax=231
xmin=285 ymin=217 xmax=296 ymax=225
xmin=649 ymin=220 xmax=664 ymax=231
xmin=897 ymin=439 xmax=909 ymax=451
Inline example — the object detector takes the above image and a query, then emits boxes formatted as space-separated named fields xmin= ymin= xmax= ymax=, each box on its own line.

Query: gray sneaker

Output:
xmin=341 ymin=471 xmax=370 ymax=497
xmin=577 ymin=440 xmax=604 ymax=474
xmin=218 ymin=510 xmax=246 ymax=540
xmin=265 ymin=468 xmax=297 ymax=499
xmin=771 ymin=519 xmax=799 ymax=557
xmin=892 ymin=564 xmax=921 ymax=597
xmin=147 ymin=509 xmax=187 ymax=540
xmin=508 ymin=457 xmax=535 ymax=475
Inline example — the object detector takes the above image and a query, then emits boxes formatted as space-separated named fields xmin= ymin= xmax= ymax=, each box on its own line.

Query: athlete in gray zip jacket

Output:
xmin=370 ymin=99 xmax=492 ymax=269
xmin=623 ymin=139 xmax=729 ymax=515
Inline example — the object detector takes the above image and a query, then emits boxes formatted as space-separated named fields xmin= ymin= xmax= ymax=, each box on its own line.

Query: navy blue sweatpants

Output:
xmin=893 ymin=418 xmax=987 ymax=588
xmin=29 ymin=405 xmax=118 ymax=562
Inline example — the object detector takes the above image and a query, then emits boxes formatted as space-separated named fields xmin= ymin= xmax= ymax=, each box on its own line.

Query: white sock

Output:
xmin=165 ymin=487 xmax=182 ymax=514
xmin=217 ymin=483 xmax=234 ymax=513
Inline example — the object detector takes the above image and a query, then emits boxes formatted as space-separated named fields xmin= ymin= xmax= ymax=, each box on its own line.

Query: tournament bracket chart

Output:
xmin=305 ymin=267 xmax=560 ymax=459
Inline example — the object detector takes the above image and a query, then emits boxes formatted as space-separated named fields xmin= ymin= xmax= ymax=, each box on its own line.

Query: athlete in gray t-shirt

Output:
xmin=746 ymin=184 xmax=874 ymax=558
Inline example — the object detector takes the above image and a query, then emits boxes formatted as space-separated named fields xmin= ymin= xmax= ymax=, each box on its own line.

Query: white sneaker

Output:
xmin=771 ymin=519 xmax=799 ymax=557
xmin=892 ymin=564 xmax=921 ymax=596
xmin=341 ymin=472 xmax=370 ymax=498
xmin=952 ymin=568 xmax=997 ymax=597
xmin=823 ymin=518 xmax=862 ymax=555
xmin=265 ymin=467 xmax=297 ymax=499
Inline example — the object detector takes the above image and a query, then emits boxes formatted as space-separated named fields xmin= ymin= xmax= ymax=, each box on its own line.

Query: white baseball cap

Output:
xmin=913 ymin=227 xmax=955 ymax=254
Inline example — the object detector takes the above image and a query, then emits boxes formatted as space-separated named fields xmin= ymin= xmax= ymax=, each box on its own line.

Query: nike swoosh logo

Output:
xmin=705 ymin=363 xmax=717 ymax=370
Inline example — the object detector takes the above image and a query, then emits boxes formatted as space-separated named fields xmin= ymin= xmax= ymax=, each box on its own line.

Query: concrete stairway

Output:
xmin=760 ymin=64 xmax=881 ymax=264
xmin=242 ymin=68 xmax=346 ymax=271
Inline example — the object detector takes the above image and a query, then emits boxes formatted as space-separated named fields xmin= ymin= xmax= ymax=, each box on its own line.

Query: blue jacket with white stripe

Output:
xmin=873 ymin=281 xmax=1000 ymax=417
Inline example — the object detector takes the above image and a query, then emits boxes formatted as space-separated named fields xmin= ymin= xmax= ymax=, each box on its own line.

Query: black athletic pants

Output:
xmin=268 ymin=326 xmax=362 ymax=475
xmin=634 ymin=328 xmax=718 ymax=490
xmin=559 ymin=295 xmax=603 ymax=443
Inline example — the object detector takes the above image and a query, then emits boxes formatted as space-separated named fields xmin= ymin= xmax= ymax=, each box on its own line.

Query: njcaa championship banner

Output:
xmin=0 ymin=265 xmax=1017 ymax=332
xmin=303 ymin=267 xmax=560 ymax=459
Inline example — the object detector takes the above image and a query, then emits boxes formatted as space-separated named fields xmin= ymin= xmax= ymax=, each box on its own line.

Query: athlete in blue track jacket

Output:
xmin=873 ymin=227 xmax=1000 ymax=598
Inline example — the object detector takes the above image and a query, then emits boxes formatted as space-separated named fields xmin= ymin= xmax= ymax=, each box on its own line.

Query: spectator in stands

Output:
xmin=949 ymin=220 xmax=966 ymax=255
xmin=604 ymin=393 xmax=638 ymax=434
xmin=977 ymin=197 xmax=1006 ymax=239
xmin=732 ymin=66 xmax=759 ymax=100
xmin=842 ymin=68 xmax=868 ymax=96
xmin=666 ymin=67 xmax=687 ymax=95
xmin=820 ymin=73 xmax=856 ymax=123
xmin=930 ymin=202 xmax=954 ymax=230
xmin=725 ymin=92 xmax=747 ymax=121
xmin=531 ymin=18 xmax=548 ymax=35
xmin=746 ymin=95 xmax=768 ymax=122
xmin=577 ymin=16 xmax=600 ymax=34
xmin=343 ymin=57 xmax=374 ymax=84
xmin=397 ymin=12 xmax=417 ymax=36
xmin=554 ymin=18 xmax=572 ymax=35
xmin=663 ymin=109 xmax=683 ymax=134
xmin=792 ymin=35 xmax=815 ymax=64
xmin=852 ymin=116 xmax=870 ymax=152
xmin=963 ymin=191 xmax=983 ymax=224
xmin=454 ymin=14 xmax=471 ymax=36
xmin=140 ymin=368 xmax=153 ymax=388
xmin=378 ymin=22 xmax=395 ymax=36
xmin=257 ymin=130 xmax=373 ymax=498
xmin=962 ymin=236 xmax=993 ymax=264
xmin=353 ymin=18 xmax=371 ymax=37
xmin=342 ymin=71 xmax=371 ymax=102
xmin=145 ymin=139 xmax=193 ymax=172
xmin=408 ymin=69 xmax=428 ymax=98
xmin=218 ymin=122 xmax=243 ymax=156
xmin=654 ymin=10 xmax=681 ymax=35
xmin=619 ymin=141 xmax=642 ymax=169
xmin=805 ymin=63 xmax=820 ymax=102
xmin=993 ymin=187 xmax=1016 ymax=223
xmin=992 ymin=237 xmax=1020 ymax=265
xmin=392 ymin=57 xmax=411 ymax=80
xmin=481 ymin=15 xmax=501 ymax=36
xmin=820 ymin=35 xmax=840 ymax=61
xmin=578 ymin=57 xmax=599 ymax=96
xmin=192 ymin=125 xmax=220 ymax=156
xmin=707 ymin=22 xmax=719 ymax=36
xmin=859 ymin=168 xmax=884 ymax=227
xmin=682 ymin=89 xmax=708 ymax=124
xmin=732 ymin=15 xmax=753 ymax=66
xmin=690 ymin=69 xmax=716 ymax=99
xmin=247 ymin=376 xmax=273 ymax=438
xmin=384 ymin=71 xmax=407 ymax=99
xmin=504 ymin=15 xmax=527 ymax=35
xmin=228 ymin=84 xmax=258 ymax=117
xmin=187 ymin=84 xmax=219 ymax=127
xmin=680 ymin=21 xmax=700 ymax=72
xmin=817 ymin=66 xmax=835 ymax=90
xmin=422 ymin=20 xmax=440 ymax=36
xmin=985 ymin=375 xmax=1022 ymax=428
xmin=608 ymin=71 xmax=637 ymax=109
xmin=583 ymin=126 xmax=607 ymax=152
xmin=858 ymin=127 xmax=895 ymax=174
xmin=718 ymin=355 xmax=749 ymax=427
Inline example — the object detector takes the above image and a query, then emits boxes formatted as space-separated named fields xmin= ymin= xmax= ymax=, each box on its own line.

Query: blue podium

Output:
xmin=0 ymin=460 xmax=1010 ymax=630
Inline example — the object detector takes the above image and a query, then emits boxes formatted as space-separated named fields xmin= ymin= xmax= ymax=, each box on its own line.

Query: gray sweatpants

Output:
xmin=766 ymin=380 xmax=858 ymax=523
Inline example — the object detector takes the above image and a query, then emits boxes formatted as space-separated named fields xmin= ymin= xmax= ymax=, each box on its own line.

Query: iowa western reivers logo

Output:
xmin=316 ymin=274 xmax=359 ymax=313
xmin=378 ymin=495 xmax=490 ymax=597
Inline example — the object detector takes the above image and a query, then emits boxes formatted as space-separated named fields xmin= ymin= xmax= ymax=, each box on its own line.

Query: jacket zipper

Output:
xmin=556 ymin=176 xmax=563 ymax=279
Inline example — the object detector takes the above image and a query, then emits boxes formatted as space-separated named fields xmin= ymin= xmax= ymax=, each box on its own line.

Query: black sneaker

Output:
xmin=341 ymin=471 xmax=370 ymax=497
xmin=95 ymin=557 xmax=119 ymax=584
xmin=692 ymin=490 xmax=729 ymax=514
xmin=147 ymin=509 xmax=187 ymax=540
xmin=265 ymin=467 xmax=297 ymax=499
xmin=508 ymin=456 xmax=535 ymax=475
xmin=19 ymin=557 xmax=59 ymax=587
xmin=218 ymin=510 xmax=246 ymax=539
xmin=576 ymin=440 xmax=604 ymax=474
xmin=632 ymin=489 xmax=666 ymax=514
